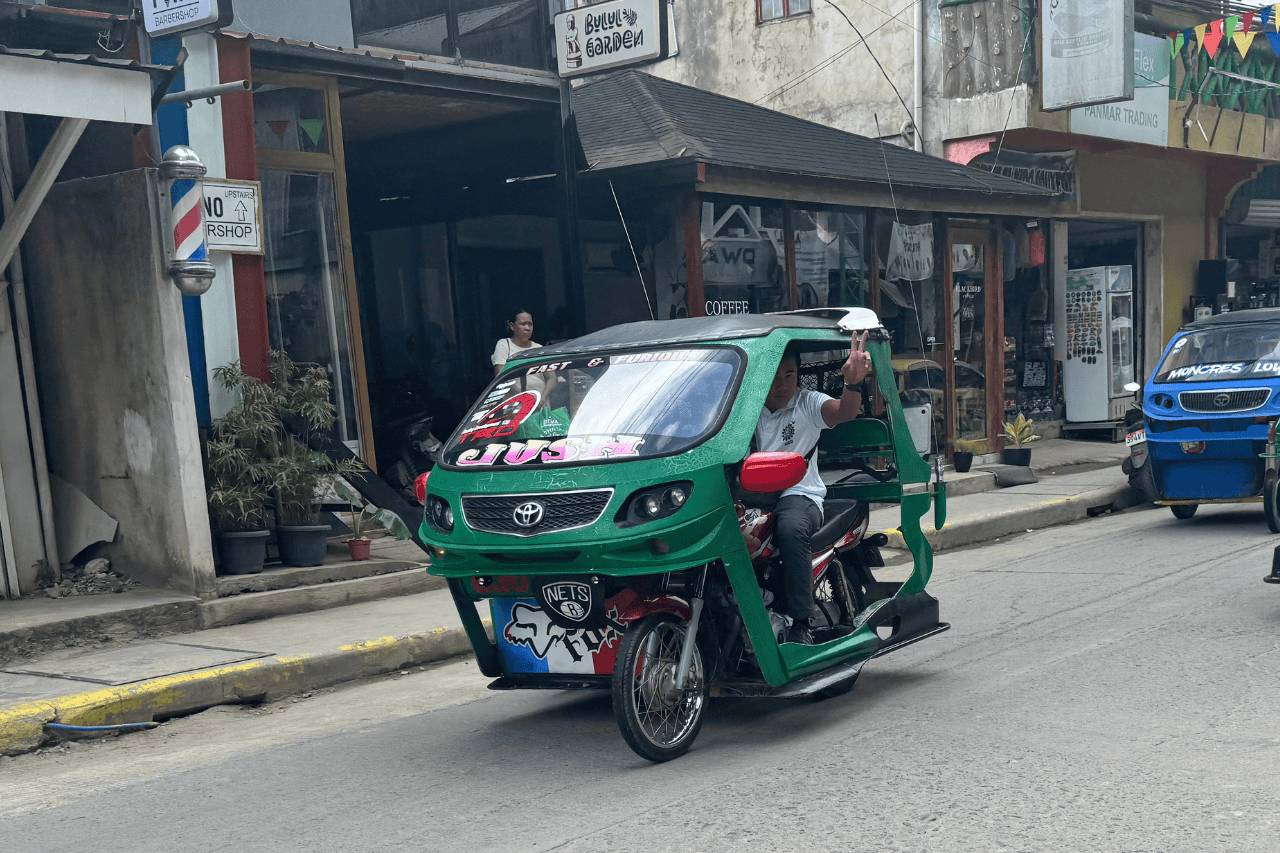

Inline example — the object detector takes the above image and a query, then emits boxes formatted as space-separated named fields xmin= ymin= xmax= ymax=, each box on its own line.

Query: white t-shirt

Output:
xmin=491 ymin=337 xmax=541 ymax=368
xmin=753 ymin=389 xmax=831 ymax=512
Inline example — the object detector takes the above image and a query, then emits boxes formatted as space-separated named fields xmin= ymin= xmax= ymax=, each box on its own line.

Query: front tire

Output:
xmin=1171 ymin=503 xmax=1198 ymax=520
xmin=612 ymin=613 xmax=709 ymax=763
xmin=1264 ymin=471 xmax=1280 ymax=534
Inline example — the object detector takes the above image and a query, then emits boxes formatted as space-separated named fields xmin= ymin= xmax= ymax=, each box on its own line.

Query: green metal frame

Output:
xmin=423 ymin=323 xmax=939 ymax=687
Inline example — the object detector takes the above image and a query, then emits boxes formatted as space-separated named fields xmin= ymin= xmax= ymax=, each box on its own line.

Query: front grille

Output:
xmin=1178 ymin=388 xmax=1271 ymax=413
xmin=461 ymin=489 xmax=614 ymax=537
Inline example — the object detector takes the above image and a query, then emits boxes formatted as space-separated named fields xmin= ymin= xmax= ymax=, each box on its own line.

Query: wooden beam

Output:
xmin=0 ymin=117 xmax=89 ymax=277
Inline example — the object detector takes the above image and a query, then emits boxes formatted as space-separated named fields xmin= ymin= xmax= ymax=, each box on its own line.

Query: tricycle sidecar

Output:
xmin=1130 ymin=308 xmax=1280 ymax=530
xmin=420 ymin=309 xmax=948 ymax=761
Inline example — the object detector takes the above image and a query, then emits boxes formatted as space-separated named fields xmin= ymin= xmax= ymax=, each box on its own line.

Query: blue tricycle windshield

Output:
xmin=1155 ymin=323 xmax=1280 ymax=383
xmin=441 ymin=348 xmax=744 ymax=468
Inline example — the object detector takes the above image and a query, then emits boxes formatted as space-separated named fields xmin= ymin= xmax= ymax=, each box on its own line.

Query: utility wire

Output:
xmin=824 ymin=0 xmax=916 ymax=129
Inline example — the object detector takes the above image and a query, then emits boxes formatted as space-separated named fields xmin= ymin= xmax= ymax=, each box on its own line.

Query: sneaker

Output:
xmin=788 ymin=623 xmax=814 ymax=645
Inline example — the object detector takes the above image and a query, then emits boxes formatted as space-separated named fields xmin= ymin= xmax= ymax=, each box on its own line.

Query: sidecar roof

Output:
xmin=513 ymin=311 xmax=855 ymax=363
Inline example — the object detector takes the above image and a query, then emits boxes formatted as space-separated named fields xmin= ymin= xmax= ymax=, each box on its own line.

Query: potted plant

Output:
xmin=951 ymin=438 xmax=984 ymax=473
xmin=334 ymin=480 xmax=413 ymax=561
xmin=1000 ymin=413 xmax=1040 ymax=466
xmin=206 ymin=362 xmax=275 ymax=575
xmin=265 ymin=351 xmax=365 ymax=567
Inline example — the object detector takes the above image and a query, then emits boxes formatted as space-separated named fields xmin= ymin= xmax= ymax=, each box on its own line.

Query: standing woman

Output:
xmin=492 ymin=310 xmax=541 ymax=375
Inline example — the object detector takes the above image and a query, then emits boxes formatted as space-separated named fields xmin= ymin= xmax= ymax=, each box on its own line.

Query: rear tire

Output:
xmin=612 ymin=613 xmax=709 ymax=763
xmin=1171 ymin=504 xmax=1198 ymax=520
xmin=1265 ymin=471 xmax=1280 ymax=534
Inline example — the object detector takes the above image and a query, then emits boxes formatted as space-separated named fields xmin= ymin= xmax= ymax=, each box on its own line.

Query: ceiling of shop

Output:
xmin=338 ymin=86 xmax=535 ymax=141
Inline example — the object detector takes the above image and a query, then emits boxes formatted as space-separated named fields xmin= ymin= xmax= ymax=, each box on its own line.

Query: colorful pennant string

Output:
xmin=1170 ymin=6 xmax=1280 ymax=59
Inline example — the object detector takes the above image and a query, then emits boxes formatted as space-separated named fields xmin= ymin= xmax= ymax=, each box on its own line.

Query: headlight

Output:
xmin=615 ymin=481 xmax=694 ymax=528
xmin=426 ymin=495 xmax=454 ymax=533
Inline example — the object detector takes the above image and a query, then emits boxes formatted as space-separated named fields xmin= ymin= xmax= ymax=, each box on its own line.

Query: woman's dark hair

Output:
xmin=505 ymin=309 xmax=533 ymax=324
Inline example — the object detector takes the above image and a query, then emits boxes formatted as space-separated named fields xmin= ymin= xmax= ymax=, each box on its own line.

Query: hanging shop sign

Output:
xmin=1041 ymin=0 xmax=1134 ymax=111
xmin=202 ymin=178 xmax=263 ymax=254
xmin=141 ymin=0 xmax=229 ymax=38
xmin=968 ymin=150 xmax=1077 ymax=198
xmin=884 ymin=223 xmax=934 ymax=282
xmin=554 ymin=0 xmax=670 ymax=78
xmin=1070 ymin=33 xmax=1168 ymax=147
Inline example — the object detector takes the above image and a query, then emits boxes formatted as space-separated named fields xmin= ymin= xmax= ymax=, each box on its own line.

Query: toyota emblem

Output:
xmin=1213 ymin=393 xmax=1231 ymax=408
xmin=512 ymin=501 xmax=545 ymax=528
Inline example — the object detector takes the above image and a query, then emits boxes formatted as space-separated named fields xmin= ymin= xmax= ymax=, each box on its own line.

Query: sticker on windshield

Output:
xmin=456 ymin=391 xmax=541 ymax=444
xmin=1164 ymin=363 xmax=1245 ymax=380
xmin=1171 ymin=338 xmax=1187 ymax=351
xmin=455 ymin=434 xmax=646 ymax=466
xmin=1254 ymin=362 xmax=1280 ymax=375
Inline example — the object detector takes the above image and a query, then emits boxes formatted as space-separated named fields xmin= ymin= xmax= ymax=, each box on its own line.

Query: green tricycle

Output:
xmin=418 ymin=308 xmax=948 ymax=761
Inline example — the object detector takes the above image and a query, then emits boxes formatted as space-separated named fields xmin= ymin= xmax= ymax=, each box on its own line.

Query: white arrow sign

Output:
xmin=203 ymin=179 xmax=264 ymax=255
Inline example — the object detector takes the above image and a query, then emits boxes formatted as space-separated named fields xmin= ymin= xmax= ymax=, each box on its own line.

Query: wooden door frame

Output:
xmin=252 ymin=70 xmax=376 ymax=466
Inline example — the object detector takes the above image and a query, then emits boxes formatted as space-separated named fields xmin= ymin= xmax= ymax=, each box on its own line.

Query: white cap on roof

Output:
xmin=837 ymin=308 xmax=881 ymax=332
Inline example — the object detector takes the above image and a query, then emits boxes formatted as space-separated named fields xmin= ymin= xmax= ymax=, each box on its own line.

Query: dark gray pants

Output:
xmin=774 ymin=494 xmax=823 ymax=624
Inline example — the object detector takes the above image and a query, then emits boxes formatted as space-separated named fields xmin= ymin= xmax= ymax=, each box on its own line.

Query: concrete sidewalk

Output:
xmin=0 ymin=437 xmax=1136 ymax=755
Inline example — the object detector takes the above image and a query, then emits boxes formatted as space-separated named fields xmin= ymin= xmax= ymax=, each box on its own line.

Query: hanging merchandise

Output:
xmin=884 ymin=222 xmax=934 ymax=282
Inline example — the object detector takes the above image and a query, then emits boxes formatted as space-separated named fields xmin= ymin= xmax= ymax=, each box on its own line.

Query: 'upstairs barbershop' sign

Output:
xmin=554 ymin=0 xmax=670 ymax=77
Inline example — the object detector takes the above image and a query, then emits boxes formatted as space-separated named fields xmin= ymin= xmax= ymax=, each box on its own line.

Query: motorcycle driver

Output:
xmin=755 ymin=331 xmax=872 ymax=645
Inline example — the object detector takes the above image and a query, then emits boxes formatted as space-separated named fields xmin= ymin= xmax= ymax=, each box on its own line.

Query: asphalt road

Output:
xmin=4 ymin=501 xmax=1280 ymax=852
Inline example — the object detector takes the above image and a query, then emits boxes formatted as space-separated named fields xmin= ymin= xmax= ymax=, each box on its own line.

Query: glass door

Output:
xmin=947 ymin=226 xmax=1002 ymax=448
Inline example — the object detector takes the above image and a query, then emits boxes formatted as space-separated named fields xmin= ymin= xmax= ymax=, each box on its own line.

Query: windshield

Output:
xmin=441 ymin=347 xmax=744 ymax=468
xmin=1156 ymin=322 xmax=1280 ymax=383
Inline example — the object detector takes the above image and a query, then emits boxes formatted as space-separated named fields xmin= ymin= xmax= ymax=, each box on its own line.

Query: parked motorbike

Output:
xmin=382 ymin=414 xmax=442 ymax=504
xmin=1119 ymin=381 xmax=1156 ymax=503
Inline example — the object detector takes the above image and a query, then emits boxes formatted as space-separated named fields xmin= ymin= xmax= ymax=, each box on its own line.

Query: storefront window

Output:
xmin=352 ymin=0 xmax=548 ymax=69
xmin=791 ymin=208 xmax=868 ymax=308
xmin=700 ymin=199 xmax=785 ymax=316
xmin=261 ymin=170 xmax=361 ymax=447
xmin=254 ymin=86 xmax=330 ymax=155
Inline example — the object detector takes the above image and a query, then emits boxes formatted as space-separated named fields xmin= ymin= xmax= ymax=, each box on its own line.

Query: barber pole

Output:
xmin=159 ymin=146 xmax=216 ymax=295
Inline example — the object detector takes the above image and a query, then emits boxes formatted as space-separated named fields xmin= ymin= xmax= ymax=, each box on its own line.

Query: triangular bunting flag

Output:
xmin=1259 ymin=7 xmax=1272 ymax=30
xmin=1242 ymin=10 xmax=1255 ymax=32
xmin=1204 ymin=28 xmax=1224 ymax=58
xmin=1209 ymin=19 xmax=1222 ymax=33
xmin=1267 ymin=31 xmax=1280 ymax=53
xmin=1171 ymin=31 xmax=1185 ymax=59
xmin=267 ymin=120 xmax=290 ymax=141
xmin=299 ymin=119 xmax=325 ymax=147
xmin=1235 ymin=28 xmax=1257 ymax=55
xmin=1195 ymin=23 xmax=1208 ymax=48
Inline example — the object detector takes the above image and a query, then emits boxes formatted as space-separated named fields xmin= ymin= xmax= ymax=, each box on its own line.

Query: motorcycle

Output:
xmin=1119 ymin=381 xmax=1155 ymax=503
xmin=381 ymin=413 xmax=442 ymax=504
xmin=418 ymin=307 xmax=948 ymax=761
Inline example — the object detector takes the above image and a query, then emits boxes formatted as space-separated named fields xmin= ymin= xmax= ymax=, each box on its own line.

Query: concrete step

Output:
xmin=201 ymin=567 xmax=444 ymax=629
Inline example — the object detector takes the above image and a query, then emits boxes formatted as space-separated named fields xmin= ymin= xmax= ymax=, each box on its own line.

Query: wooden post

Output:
xmin=683 ymin=193 xmax=705 ymax=317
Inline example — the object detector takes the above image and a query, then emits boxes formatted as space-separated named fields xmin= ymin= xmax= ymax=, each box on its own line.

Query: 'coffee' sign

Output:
xmin=554 ymin=0 xmax=670 ymax=78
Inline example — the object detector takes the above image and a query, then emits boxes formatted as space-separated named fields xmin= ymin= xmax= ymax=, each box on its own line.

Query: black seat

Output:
xmin=811 ymin=499 xmax=866 ymax=552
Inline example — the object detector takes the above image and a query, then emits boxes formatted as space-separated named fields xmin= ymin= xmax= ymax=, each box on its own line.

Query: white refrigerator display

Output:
xmin=1062 ymin=266 xmax=1133 ymax=422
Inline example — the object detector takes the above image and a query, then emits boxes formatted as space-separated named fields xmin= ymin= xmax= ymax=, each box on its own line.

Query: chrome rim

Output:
xmin=629 ymin=621 xmax=705 ymax=748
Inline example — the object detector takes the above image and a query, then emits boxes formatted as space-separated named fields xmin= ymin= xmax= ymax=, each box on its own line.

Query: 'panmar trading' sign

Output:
xmin=554 ymin=0 xmax=669 ymax=78
xmin=1070 ymin=33 xmax=1168 ymax=147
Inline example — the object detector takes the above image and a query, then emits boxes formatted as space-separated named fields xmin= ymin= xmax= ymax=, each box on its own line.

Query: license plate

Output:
xmin=1126 ymin=428 xmax=1146 ymax=446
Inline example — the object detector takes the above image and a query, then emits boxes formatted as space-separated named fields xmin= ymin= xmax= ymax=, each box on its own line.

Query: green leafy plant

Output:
xmin=953 ymin=438 xmax=986 ymax=455
xmin=206 ymin=361 xmax=275 ymax=532
xmin=1001 ymin=413 xmax=1041 ymax=449
xmin=206 ymin=351 xmax=365 ymax=531
xmin=334 ymin=480 xmax=411 ymax=541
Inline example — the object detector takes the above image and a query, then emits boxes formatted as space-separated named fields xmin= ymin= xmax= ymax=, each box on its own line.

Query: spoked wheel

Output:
xmin=1170 ymin=504 xmax=1199 ymax=520
xmin=1265 ymin=471 xmax=1280 ymax=534
xmin=612 ymin=613 xmax=708 ymax=763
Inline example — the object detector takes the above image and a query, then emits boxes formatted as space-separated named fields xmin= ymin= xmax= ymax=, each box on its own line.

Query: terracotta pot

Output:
xmin=952 ymin=451 xmax=974 ymax=473
xmin=348 ymin=538 xmax=372 ymax=561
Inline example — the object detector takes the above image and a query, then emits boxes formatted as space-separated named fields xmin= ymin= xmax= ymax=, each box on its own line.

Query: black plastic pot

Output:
xmin=1001 ymin=448 xmax=1032 ymax=467
xmin=952 ymin=451 xmax=974 ymax=473
xmin=217 ymin=530 xmax=269 ymax=575
xmin=276 ymin=524 xmax=331 ymax=567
